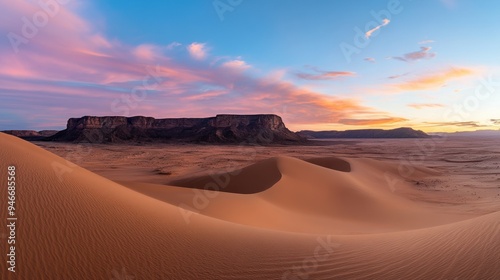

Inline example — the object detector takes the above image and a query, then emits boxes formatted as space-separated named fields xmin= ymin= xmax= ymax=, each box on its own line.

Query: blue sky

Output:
xmin=1 ymin=0 xmax=499 ymax=131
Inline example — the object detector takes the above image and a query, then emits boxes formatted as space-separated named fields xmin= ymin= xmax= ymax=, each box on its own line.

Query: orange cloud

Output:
xmin=407 ymin=103 xmax=445 ymax=109
xmin=339 ymin=117 xmax=408 ymax=126
xmin=394 ymin=67 xmax=475 ymax=91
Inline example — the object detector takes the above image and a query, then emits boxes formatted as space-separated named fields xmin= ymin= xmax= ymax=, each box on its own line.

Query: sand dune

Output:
xmin=1 ymin=132 xmax=499 ymax=279
xmin=159 ymin=156 xmax=467 ymax=234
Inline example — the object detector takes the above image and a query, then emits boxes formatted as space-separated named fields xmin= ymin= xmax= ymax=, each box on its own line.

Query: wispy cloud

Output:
xmin=132 ymin=44 xmax=160 ymax=60
xmin=187 ymin=42 xmax=207 ymax=60
xmin=388 ymin=46 xmax=436 ymax=62
xmin=365 ymin=19 xmax=390 ymax=38
xmin=339 ymin=117 xmax=408 ymax=126
xmin=490 ymin=119 xmax=500 ymax=125
xmin=387 ymin=72 xmax=410 ymax=79
xmin=166 ymin=42 xmax=182 ymax=50
xmin=364 ymin=57 xmax=376 ymax=63
xmin=221 ymin=59 xmax=251 ymax=71
xmin=393 ymin=67 xmax=475 ymax=91
xmin=295 ymin=68 xmax=356 ymax=80
xmin=424 ymin=121 xmax=484 ymax=128
xmin=418 ymin=40 xmax=435 ymax=45
xmin=182 ymin=89 xmax=230 ymax=101
xmin=407 ymin=103 xmax=445 ymax=109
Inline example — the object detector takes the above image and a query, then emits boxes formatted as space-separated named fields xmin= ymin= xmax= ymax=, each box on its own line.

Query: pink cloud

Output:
xmin=295 ymin=69 xmax=356 ymax=80
xmin=187 ymin=42 xmax=207 ymax=60
xmin=133 ymin=44 xmax=159 ymax=60
xmin=0 ymin=0 xmax=405 ymax=130
xmin=221 ymin=59 xmax=251 ymax=71
xmin=182 ymin=90 xmax=230 ymax=101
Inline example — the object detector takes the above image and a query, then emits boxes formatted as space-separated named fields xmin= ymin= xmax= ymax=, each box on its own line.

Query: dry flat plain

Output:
xmin=1 ymin=133 xmax=500 ymax=279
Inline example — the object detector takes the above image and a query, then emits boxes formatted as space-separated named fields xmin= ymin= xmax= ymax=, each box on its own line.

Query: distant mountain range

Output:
xmin=298 ymin=127 xmax=430 ymax=139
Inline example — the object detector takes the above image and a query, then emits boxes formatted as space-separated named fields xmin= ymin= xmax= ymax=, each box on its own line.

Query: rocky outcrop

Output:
xmin=49 ymin=115 xmax=304 ymax=144
xmin=298 ymin=127 xmax=430 ymax=139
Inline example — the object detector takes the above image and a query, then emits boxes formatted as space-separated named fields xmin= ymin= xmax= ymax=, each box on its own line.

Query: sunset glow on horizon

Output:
xmin=1 ymin=0 xmax=499 ymax=132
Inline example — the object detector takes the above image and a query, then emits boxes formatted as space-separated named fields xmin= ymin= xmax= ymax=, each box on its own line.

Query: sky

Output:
xmin=1 ymin=0 xmax=499 ymax=132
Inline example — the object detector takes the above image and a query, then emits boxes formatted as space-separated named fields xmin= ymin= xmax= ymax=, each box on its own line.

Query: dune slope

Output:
xmin=161 ymin=156 xmax=466 ymax=233
xmin=1 ymin=133 xmax=499 ymax=279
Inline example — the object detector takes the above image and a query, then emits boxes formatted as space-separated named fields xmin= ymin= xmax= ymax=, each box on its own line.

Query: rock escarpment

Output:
xmin=49 ymin=114 xmax=304 ymax=144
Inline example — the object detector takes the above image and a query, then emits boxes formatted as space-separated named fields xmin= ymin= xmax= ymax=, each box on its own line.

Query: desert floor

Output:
xmin=1 ymin=134 xmax=499 ymax=279
xmin=37 ymin=136 xmax=500 ymax=216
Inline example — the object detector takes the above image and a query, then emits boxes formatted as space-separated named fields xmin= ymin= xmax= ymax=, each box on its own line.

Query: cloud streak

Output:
xmin=393 ymin=67 xmax=475 ymax=91
xmin=407 ymin=103 xmax=445 ymax=109
xmin=339 ymin=117 xmax=408 ymax=126
xmin=490 ymin=119 xmax=500 ymax=125
xmin=418 ymin=40 xmax=435 ymax=45
xmin=365 ymin=19 xmax=390 ymax=38
xmin=364 ymin=57 xmax=376 ymax=63
xmin=388 ymin=46 xmax=436 ymax=62
xmin=295 ymin=69 xmax=356 ymax=80
xmin=387 ymin=72 xmax=410 ymax=80
xmin=424 ymin=121 xmax=484 ymax=128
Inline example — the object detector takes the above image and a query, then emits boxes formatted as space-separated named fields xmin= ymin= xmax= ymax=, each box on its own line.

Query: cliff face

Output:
xmin=51 ymin=114 xmax=304 ymax=144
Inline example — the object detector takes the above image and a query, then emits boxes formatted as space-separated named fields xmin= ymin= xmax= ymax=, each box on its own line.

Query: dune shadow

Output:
xmin=168 ymin=157 xmax=351 ymax=194
xmin=305 ymin=157 xmax=351 ymax=172
xmin=168 ymin=158 xmax=282 ymax=194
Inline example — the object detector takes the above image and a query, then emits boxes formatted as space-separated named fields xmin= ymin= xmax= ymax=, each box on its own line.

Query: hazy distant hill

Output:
xmin=298 ymin=127 xmax=430 ymax=139
xmin=1 ymin=130 xmax=59 ymax=140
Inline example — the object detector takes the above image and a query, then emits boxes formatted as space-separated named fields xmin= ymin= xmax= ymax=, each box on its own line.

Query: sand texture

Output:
xmin=1 ymin=133 xmax=499 ymax=279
